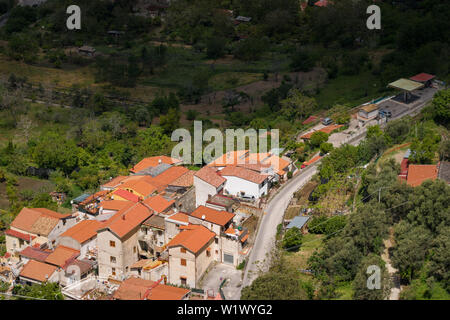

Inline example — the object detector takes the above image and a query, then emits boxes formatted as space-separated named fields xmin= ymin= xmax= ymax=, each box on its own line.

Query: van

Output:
xmin=322 ymin=118 xmax=332 ymax=126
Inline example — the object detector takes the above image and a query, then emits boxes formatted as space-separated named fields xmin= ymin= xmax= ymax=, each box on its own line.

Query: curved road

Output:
xmin=237 ymin=88 xmax=439 ymax=299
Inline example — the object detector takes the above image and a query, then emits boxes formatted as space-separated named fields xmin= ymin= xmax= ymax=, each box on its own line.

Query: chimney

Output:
xmin=158 ymin=159 xmax=162 ymax=164
xmin=122 ymin=214 xmax=126 ymax=220
xmin=201 ymin=215 xmax=206 ymax=220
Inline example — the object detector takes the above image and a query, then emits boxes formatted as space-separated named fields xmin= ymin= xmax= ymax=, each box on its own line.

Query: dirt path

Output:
xmin=382 ymin=229 xmax=401 ymax=300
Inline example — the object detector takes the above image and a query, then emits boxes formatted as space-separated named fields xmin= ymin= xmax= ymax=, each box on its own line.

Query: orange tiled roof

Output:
xmin=19 ymin=260 xmax=58 ymax=283
xmin=113 ymin=277 xmax=190 ymax=300
xmin=146 ymin=166 xmax=189 ymax=192
xmin=207 ymin=150 xmax=249 ymax=167
xmin=118 ymin=179 xmax=157 ymax=198
xmin=143 ymin=195 xmax=174 ymax=213
xmin=101 ymin=176 xmax=128 ymax=189
xmin=45 ymin=245 xmax=80 ymax=268
xmin=301 ymin=124 xmax=343 ymax=140
xmin=219 ymin=165 xmax=267 ymax=184
xmin=100 ymin=200 xmax=134 ymax=211
xmin=99 ymin=203 xmax=153 ymax=239
xmin=190 ymin=206 xmax=235 ymax=227
xmin=194 ymin=166 xmax=226 ymax=188
xmin=166 ymin=212 xmax=190 ymax=224
xmin=131 ymin=156 xmax=181 ymax=173
xmin=407 ymin=164 xmax=438 ymax=187
xmin=11 ymin=208 xmax=71 ymax=236
xmin=112 ymin=189 xmax=140 ymax=202
xmin=60 ymin=220 xmax=102 ymax=244
xmin=167 ymin=224 xmax=215 ymax=254
xmin=169 ymin=170 xmax=195 ymax=187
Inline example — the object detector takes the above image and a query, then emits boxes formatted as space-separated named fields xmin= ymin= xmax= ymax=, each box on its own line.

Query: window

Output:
xmin=110 ymin=241 xmax=115 ymax=247
xmin=215 ymin=237 xmax=219 ymax=244
xmin=180 ymin=277 xmax=187 ymax=286
xmin=112 ymin=268 xmax=116 ymax=276
xmin=133 ymin=246 xmax=137 ymax=253
xmin=110 ymin=256 xmax=116 ymax=263
xmin=206 ymin=249 xmax=211 ymax=257
xmin=215 ymin=250 xmax=219 ymax=255
xmin=180 ymin=248 xmax=186 ymax=253
xmin=180 ymin=259 xmax=186 ymax=266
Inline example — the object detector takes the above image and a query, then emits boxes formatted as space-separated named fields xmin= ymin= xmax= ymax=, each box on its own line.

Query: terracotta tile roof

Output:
xmin=169 ymin=170 xmax=195 ymax=187
xmin=60 ymin=220 xmax=102 ymax=244
xmin=302 ymin=116 xmax=318 ymax=125
xmin=207 ymin=150 xmax=249 ymax=167
xmin=167 ymin=224 xmax=215 ymax=254
xmin=67 ymin=259 xmax=95 ymax=275
xmin=409 ymin=73 xmax=435 ymax=82
xmin=101 ymin=176 xmax=128 ymax=189
xmin=131 ymin=156 xmax=181 ymax=173
xmin=143 ymin=215 xmax=165 ymax=229
xmin=19 ymin=246 xmax=51 ymax=262
xmin=45 ymin=245 xmax=80 ymax=268
xmin=113 ymin=276 xmax=190 ymax=300
xmin=262 ymin=155 xmax=290 ymax=176
xmin=11 ymin=208 xmax=71 ymax=236
xmin=99 ymin=203 xmax=153 ymax=239
xmin=19 ymin=260 xmax=58 ymax=283
xmin=166 ymin=212 xmax=190 ymax=224
xmin=100 ymin=200 xmax=134 ymax=211
xmin=219 ymin=165 xmax=267 ymax=184
xmin=407 ymin=164 xmax=438 ymax=187
xmin=146 ymin=166 xmax=190 ymax=192
xmin=143 ymin=195 xmax=174 ymax=213
xmin=190 ymin=206 xmax=235 ymax=227
xmin=194 ymin=166 xmax=226 ymax=188
xmin=315 ymin=0 xmax=331 ymax=7
xmin=112 ymin=189 xmax=140 ymax=202
xmin=118 ymin=179 xmax=157 ymax=198
xmin=5 ymin=229 xmax=36 ymax=241
xmin=301 ymin=124 xmax=343 ymax=140
xmin=302 ymin=155 xmax=322 ymax=167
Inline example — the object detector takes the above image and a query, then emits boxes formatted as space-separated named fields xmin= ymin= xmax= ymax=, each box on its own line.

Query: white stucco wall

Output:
xmin=222 ymin=176 xmax=268 ymax=198
xmin=194 ymin=176 xmax=220 ymax=207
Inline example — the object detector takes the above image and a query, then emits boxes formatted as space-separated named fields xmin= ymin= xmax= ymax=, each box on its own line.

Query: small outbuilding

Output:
xmin=388 ymin=78 xmax=424 ymax=103
xmin=286 ymin=215 xmax=311 ymax=234
xmin=409 ymin=73 xmax=435 ymax=88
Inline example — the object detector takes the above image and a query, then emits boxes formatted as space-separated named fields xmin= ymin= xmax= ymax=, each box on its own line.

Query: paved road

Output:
xmin=238 ymin=87 xmax=441 ymax=299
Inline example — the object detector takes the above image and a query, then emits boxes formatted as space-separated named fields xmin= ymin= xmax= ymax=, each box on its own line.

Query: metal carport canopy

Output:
xmin=388 ymin=78 xmax=424 ymax=92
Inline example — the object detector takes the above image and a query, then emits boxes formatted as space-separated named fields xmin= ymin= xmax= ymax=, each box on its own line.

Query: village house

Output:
xmin=357 ymin=104 xmax=379 ymax=125
xmin=220 ymin=165 xmax=269 ymax=199
xmin=164 ymin=212 xmax=190 ymax=244
xmin=129 ymin=259 xmax=169 ymax=281
xmin=166 ymin=224 xmax=216 ymax=288
xmin=18 ymin=260 xmax=59 ymax=285
xmin=130 ymin=156 xmax=182 ymax=174
xmin=193 ymin=166 xmax=226 ymax=207
xmin=5 ymin=208 xmax=76 ymax=257
xmin=188 ymin=206 xmax=248 ymax=267
xmin=96 ymin=203 xmax=154 ymax=281
xmin=57 ymin=219 xmax=102 ymax=259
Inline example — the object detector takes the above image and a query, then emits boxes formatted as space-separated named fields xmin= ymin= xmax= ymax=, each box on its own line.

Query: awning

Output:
xmin=409 ymin=73 xmax=435 ymax=83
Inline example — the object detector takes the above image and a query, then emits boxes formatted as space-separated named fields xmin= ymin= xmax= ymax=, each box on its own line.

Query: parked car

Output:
xmin=322 ymin=117 xmax=333 ymax=125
